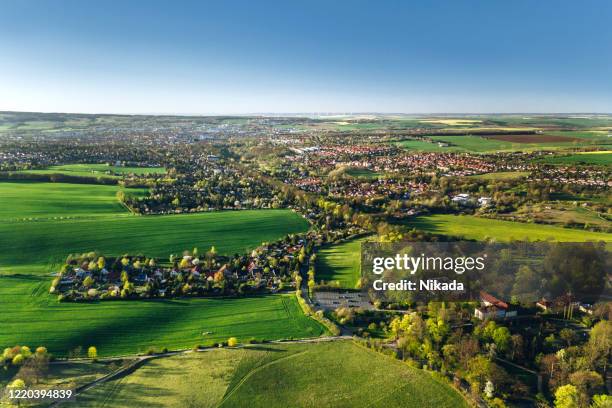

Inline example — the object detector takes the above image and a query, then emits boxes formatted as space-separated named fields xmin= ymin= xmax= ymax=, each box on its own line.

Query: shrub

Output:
xmin=227 ymin=337 xmax=238 ymax=347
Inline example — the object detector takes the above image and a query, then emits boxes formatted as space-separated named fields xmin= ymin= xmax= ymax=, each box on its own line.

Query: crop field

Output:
xmin=405 ymin=214 xmax=612 ymax=242
xmin=0 ymin=275 xmax=323 ymax=356
xmin=539 ymin=151 xmax=612 ymax=166
xmin=316 ymin=237 xmax=369 ymax=288
xmin=19 ymin=163 xmax=166 ymax=178
xmin=395 ymin=139 xmax=453 ymax=152
xmin=398 ymin=133 xmax=606 ymax=153
xmin=0 ymin=209 xmax=309 ymax=268
xmin=0 ymin=181 xmax=145 ymax=221
xmin=0 ymin=181 xmax=319 ymax=356
xmin=484 ymin=134 xmax=580 ymax=143
xmin=76 ymin=341 xmax=468 ymax=408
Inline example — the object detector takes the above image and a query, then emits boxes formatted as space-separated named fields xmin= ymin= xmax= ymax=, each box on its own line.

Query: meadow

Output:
xmin=19 ymin=163 xmax=166 ymax=179
xmin=405 ymin=214 xmax=612 ymax=242
xmin=76 ymin=341 xmax=468 ymax=408
xmin=315 ymin=237 xmax=370 ymax=288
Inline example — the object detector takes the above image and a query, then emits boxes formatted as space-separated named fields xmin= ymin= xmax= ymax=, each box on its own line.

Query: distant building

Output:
xmin=452 ymin=193 xmax=470 ymax=204
xmin=478 ymin=197 xmax=492 ymax=207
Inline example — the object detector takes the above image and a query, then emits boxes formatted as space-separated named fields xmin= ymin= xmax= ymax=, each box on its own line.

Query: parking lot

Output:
xmin=313 ymin=291 xmax=373 ymax=311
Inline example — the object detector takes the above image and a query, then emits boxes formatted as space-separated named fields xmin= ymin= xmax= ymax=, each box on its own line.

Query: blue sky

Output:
xmin=1 ymin=0 xmax=611 ymax=114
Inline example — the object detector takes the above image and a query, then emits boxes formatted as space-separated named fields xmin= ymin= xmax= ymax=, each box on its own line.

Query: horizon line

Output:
xmin=2 ymin=110 xmax=612 ymax=118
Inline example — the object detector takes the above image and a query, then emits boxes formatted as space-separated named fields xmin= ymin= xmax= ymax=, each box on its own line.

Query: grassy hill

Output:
xmin=76 ymin=341 xmax=469 ymax=408
xmin=406 ymin=214 xmax=612 ymax=242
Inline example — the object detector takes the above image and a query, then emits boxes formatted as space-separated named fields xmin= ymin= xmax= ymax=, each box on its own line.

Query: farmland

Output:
xmin=316 ymin=237 xmax=370 ymax=288
xmin=0 ymin=180 xmax=319 ymax=356
xmin=76 ymin=341 xmax=469 ymax=408
xmin=0 ymin=208 xmax=310 ymax=269
xmin=405 ymin=214 xmax=612 ymax=242
xmin=397 ymin=131 xmax=609 ymax=153
xmin=0 ymin=275 xmax=323 ymax=356
xmin=0 ymin=181 xmax=145 ymax=221
xmin=0 ymin=180 xmax=309 ymax=269
xmin=19 ymin=163 xmax=166 ymax=178
xmin=539 ymin=151 xmax=612 ymax=166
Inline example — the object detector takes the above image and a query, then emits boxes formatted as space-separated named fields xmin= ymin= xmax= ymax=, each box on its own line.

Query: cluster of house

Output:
xmin=532 ymin=167 xmax=611 ymax=188
xmin=473 ymin=291 xmax=595 ymax=321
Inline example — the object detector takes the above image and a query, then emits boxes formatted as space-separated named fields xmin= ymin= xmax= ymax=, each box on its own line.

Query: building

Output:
xmin=452 ymin=193 xmax=470 ymax=204
xmin=474 ymin=291 xmax=517 ymax=320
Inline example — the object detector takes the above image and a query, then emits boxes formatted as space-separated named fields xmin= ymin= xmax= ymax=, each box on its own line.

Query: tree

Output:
xmin=569 ymin=370 xmax=604 ymax=408
xmin=88 ymin=346 xmax=98 ymax=360
xmin=554 ymin=384 xmax=580 ymax=408
xmin=559 ymin=328 xmax=577 ymax=347
xmin=585 ymin=320 xmax=611 ymax=372
xmin=493 ymin=327 xmax=511 ymax=354
xmin=12 ymin=354 xmax=25 ymax=366
xmin=510 ymin=334 xmax=524 ymax=361
xmin=83 ymin=276 xmax=94 ymax=288
xmin=227 ymin=337 xmax=238 ymax=347
xmin=8 ymin=378 xmax=26 ymax=395
xmin=590 ymin=394 xmax=612 ymax=408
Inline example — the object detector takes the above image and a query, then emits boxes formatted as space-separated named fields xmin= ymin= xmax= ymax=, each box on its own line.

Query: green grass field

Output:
xmin=397 ymin=134 xmax=605 ymax=153
xmin=406 ymin=214 xmax=611 ymax=242
xmin=315 ymin=237 xmax=369 ymax=288
xmin=468 ymin=171 xmax=530 ymax=180
xmin=76 ymin=341 xmax=468 ymax=408
xmin=539 ymin=151 xmax=612 ymax=166
xmin=0 ymin=209 xmax=309 ymax=268
xmin=0 ymin=275 xmax=323 ymax=356
xmin=20 ymin=163 xmax=166 ymax=179
xmin=0 ymin=181 xmax=319 ymax=356
xmin=0 ymin=181 xmax=146 ymax=221
xmin=345 ymin=168 xmax=381 ymax=179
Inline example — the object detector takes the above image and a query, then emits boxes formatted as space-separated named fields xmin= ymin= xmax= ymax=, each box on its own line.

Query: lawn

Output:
xmin=0 ymin=181 xmax=146 ymax=221
xmin=76 ymin=341 xmax=468 ymax=408
xmin=405 ymin=214 xmax=611 ymax=242
xmin=0 ymin=274 xmax=323 ymax=357
xmin=539 ymin=151 xmax=612 ymax=166
xmin=316 ymin=237 xmax=370 ymax=288
xmin=19 ymin=163 xmax=166 ymax=179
